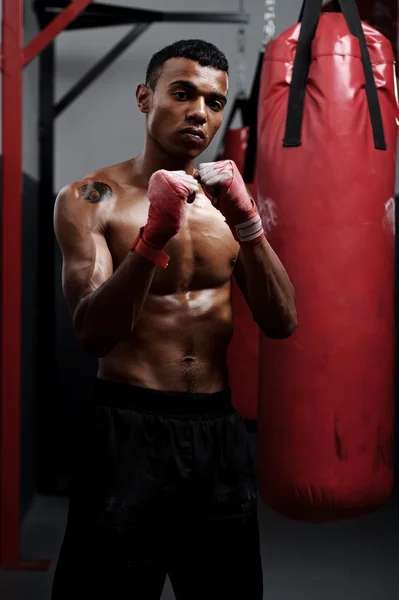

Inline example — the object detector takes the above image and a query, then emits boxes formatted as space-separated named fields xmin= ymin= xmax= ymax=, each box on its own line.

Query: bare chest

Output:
xmin=106 ymin=194 xmax=239 ymax=294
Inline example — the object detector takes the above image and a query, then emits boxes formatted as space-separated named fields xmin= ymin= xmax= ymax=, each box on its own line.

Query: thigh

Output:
xmin=170 ymin=411 xmax=263 ymax=599
xmin=169 ymin=513 xmax=263 ymax=600
xmin=51 ymin=502 xmax=170 ymax=600
xmin=193 ymin=409 xmax=259 ymax=517
xmin=52 ymin=405 xmax=180 ymax=600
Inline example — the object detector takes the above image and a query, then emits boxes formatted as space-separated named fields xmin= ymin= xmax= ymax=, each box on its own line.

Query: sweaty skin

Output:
xmin=55 ymin=160 xmax=238 ymax=393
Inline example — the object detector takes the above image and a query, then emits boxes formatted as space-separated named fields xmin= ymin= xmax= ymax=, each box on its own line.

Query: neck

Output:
xmin=134 ymin=135 xmax=197 ymax=182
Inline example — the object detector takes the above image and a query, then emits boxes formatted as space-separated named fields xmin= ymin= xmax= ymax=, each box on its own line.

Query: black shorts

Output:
xmin=52 ymin=379 xmax=263 ymax=600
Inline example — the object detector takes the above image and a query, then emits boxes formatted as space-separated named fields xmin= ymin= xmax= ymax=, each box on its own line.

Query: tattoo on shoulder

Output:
xmin=79 ymin=182 xmax=113 ymax=203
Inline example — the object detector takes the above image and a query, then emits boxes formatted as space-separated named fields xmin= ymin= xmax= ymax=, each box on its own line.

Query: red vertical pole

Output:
xmin=1 ymin=0 xmax=23 ymax=567
xmin=0 ymin=0 xmax=93 ymax=571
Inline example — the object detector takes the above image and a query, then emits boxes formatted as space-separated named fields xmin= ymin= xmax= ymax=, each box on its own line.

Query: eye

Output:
xmin=209 ymin=100 xmax=223 ymax=111
xmin=174 ymin=91 xmax=187 ymax=100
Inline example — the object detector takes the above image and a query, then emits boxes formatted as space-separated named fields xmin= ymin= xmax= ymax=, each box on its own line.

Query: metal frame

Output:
xmin=0 ymin=0 xmax=249 ymax=570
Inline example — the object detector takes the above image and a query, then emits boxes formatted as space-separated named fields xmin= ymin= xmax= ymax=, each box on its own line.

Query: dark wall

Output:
xmin=21 ymin=167 xmax=40 ymax=516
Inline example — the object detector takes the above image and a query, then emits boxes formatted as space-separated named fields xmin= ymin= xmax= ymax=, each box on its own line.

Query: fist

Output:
xmin=196 ymin=160 xmax=264 ymax=245
xmin=149 ymin=169 xmax=199 ymax=205
xmin=195 ymin=160 xmax=235 ymax=207
xmin=144 ymin=169 xmax=199 ymax=249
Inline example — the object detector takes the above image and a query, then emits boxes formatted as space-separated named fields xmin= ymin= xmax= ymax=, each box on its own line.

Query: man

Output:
xmin=52 ymin=39 xmax=297 ymax=599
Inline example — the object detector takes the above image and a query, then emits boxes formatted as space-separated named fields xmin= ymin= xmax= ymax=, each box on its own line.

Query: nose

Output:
xmin=186 ymin=97 xmax=207 ymax=124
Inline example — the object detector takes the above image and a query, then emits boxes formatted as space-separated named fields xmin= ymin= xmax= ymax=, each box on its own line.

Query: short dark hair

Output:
xmin=145 ymin=39 xmax=229 ymax=89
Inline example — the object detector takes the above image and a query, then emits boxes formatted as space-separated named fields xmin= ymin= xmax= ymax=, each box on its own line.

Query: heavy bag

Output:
xmin=256 ymin=0 xmax=398 ymax=522
xmin=324 ymin=0 xmax=398 ymax=70
xmin=222 ymin=127 xmax=260 ymax=420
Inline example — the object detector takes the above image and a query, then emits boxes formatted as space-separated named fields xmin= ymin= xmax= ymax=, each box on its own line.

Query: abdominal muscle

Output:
xmin=97 ymin=284 xmax=233 ymax=393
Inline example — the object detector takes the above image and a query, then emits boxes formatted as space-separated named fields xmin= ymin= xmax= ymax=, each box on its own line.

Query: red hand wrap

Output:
xmin=199 ymin=160 xmax=265 ymax=246
xmin=130 ymin=227 xmax=170 ymax=269
xmin=143 ymin=169 xmax=194 ymax=250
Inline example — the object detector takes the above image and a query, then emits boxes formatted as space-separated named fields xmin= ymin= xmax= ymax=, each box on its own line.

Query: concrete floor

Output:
xmin=0 ymin=488 xmax=398 ymax=600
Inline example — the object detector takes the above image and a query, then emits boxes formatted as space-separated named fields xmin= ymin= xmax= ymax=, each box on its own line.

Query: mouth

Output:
xmin=180 ymin=128 xmax=205 ymax=143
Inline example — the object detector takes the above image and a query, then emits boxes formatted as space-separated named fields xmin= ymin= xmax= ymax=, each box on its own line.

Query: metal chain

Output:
xmin=262 ymin=0 xmax=276 ymax=50
xmin=236 ymin=26 xmax=247 ymax=99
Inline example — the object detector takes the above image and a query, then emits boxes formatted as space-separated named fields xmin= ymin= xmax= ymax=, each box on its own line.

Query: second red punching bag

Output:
xmin=256 ymin=0 xmax=398 ymax=521
xmin=222 ymin=127 xmax=260 ymax=421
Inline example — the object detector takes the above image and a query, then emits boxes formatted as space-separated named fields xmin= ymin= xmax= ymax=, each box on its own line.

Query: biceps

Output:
xmin=62 ymin=234 xmax=113 ymax=312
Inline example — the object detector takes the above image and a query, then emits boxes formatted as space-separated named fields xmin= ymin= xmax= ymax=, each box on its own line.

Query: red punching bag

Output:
xmin=256 ymin=0 xmax=398 ymax=521
xmin=222 ymin=126 xmax=260 ymax=420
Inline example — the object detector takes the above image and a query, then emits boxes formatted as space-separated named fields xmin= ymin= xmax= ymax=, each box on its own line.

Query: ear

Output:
xmin=136 ymin=83 xmax=152 ymax=114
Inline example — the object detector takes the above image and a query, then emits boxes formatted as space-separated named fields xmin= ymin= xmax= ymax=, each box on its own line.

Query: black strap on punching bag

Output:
xmin=283 ymin=0 xmax=323 ymax=148
xmin=284 ymin=0 xmax=386 ymax=150
xmin=243 ymin=50 xmax=264 ymax=183
xmin=339 ymin=0 xmax=386 ymax=149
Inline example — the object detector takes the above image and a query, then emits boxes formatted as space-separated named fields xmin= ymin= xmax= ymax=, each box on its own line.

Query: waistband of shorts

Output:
xmin=91 ymin=378 xmax=234 ymax=416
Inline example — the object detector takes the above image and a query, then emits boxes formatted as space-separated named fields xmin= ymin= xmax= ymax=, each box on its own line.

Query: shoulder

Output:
xmin=54 ymin=173 xmax=116 ymax=241
xmin=54 ymin=162 xmax=129 ymax=219
xmin=54 ymin=158 xmax=141 ymax=228
xmin=57 ymin=167 xmax=121 ymax=204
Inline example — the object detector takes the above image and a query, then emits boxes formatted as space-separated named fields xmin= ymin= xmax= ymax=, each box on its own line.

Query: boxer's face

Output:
xmin=138 ymin=58 xmax=228 ymax=159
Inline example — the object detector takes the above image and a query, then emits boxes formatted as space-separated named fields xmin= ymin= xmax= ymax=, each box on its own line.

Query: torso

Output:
xmin=84 ymin=159 xmax=240 ymax=393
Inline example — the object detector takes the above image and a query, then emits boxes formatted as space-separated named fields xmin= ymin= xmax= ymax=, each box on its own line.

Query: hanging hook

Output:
xmin=236 ymin=0 xmax=247 ymax=99
xmin=236 ymin=25 xmax=247 ymax=98
xmin=262 ymin=0 xmax=276 ymax=50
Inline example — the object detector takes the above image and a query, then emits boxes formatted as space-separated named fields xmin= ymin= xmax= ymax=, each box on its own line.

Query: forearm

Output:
xmin=239 ymin=237 xmax=297 ymax=338
xmin=74 ymin=250 xmax=157 ymax=357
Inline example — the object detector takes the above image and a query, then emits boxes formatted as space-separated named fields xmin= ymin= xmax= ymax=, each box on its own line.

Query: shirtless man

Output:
xmin=52 ymin=39 xmax=297 ymax=600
